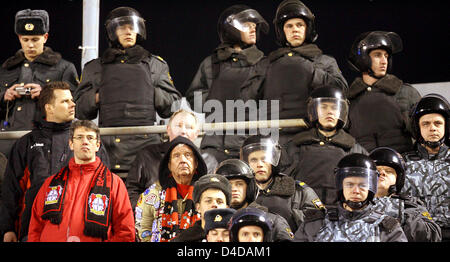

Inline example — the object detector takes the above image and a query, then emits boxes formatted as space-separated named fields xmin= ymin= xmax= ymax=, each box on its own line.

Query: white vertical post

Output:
xmin=80 ymin=0 xmax=100 ymax=70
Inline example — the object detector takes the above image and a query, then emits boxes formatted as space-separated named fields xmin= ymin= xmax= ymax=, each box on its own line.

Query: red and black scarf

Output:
xmin=159 ymin=184 xmax=200 ymax=242
xmin=41 ymin=161 xmax=113 ymax=240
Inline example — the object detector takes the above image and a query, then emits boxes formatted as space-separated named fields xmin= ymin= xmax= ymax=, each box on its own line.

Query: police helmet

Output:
xmin=217 ymin=5 xmax=269 ymax=46
xmin=307 ymin=85 xmax=349 ymax=130
xmin=215 ymin=159 xmax=259 ymax=204
xmin=105 ymin=7 xmax=146 ymax=47
xmin=335 ymin=153 xmax=379 ymax=206
xmin=348 ymin=31 xmax=403 ymax=74
xmin=410 ymin=93 xmax=450 ymax=146
xmin=369 ymin=147 xmax=406 ymax=194
xmin=228 ymin=207 xmax=272 ymax=242
xmin=240 ymin=135 xmax=281 ymax=168
xmin=273 ymin=0 xmax=318 ymax=46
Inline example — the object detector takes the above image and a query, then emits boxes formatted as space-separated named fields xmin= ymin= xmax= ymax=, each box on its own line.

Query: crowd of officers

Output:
xmin=0 ymin=0 xmax=448 ymax=243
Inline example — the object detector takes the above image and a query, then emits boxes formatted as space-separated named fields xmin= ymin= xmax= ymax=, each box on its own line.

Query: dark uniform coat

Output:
xmin=186 ymin=44 xmax=267 ymax=163
xmin=286 ymin=128 xmax=368 ymax=206
xmin=74 ymin=45 xmax=181 ymax=172
xmin=261 ymin=44 xmax=348 ymax=146
xmin=347 ymin=74 xmax=421 ymax=153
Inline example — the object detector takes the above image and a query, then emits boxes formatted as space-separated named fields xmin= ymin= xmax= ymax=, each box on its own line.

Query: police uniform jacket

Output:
xmin=373 ymin=195 xmax=442 ymax=242
xmin=261 ymin=44 xmax=348 ymax=146
xmin=255 ymin=172 xmax=323 ymax=233
xmin=286 ymin=128 xmax=368 ymax=206
xmin=74 ymin=45 xmax=181 ymax=171
xmin=402 ymin=143 xmax=449 ymax=239
xmin=347 ymin=74 xmax=421 ymax=153
xmin=185 ymin=43 xmax=267 ymax=162
xmin=294 ymin=204 xmax=408 ymax=242
xmin=0 ymin=118 xmax=109 ymax=241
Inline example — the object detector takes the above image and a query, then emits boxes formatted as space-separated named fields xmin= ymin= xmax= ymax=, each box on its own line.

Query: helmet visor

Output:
xmin=335 ymin=167 xmax=379 ymax=195
xmin=240 ymin=140 xmax=281 ymax=167
xmin=225 ymin=9 xmax=269 ymax=34
xmin=106 ymin=15 xmax=146 ymax=41
xmin=307 ymin=97 xmax=349 ymax=127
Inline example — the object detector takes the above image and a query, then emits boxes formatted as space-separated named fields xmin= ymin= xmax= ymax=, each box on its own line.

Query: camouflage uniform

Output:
xmin=294 ymin=204 xmax=407 ymax=242
xmin=402 ymin=144 xmax=450 ymax=240
xmin=373 ymin=196 xmax=441 ymax=242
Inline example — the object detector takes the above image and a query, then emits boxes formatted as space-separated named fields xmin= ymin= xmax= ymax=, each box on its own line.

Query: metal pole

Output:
xmin=79 ymin=0 xmax=100 ymax=70
xmin=0 ymin=119 xmax=307 ymax=140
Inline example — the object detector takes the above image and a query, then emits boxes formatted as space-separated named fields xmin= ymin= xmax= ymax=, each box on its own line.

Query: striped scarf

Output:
xmin=159 ymin=185 xmax=200 ymax=242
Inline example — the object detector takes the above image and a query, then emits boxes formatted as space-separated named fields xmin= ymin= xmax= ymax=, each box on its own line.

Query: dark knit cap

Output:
xmin=193 ymin=174 xmax=232 ymax=205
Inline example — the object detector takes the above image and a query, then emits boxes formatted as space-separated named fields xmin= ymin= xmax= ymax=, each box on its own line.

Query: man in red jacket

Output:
xmin=28 ymin=120 xmax=135 ymax=242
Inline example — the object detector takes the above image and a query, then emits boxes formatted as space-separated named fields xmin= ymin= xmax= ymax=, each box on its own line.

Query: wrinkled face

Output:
xmin=419 ymin=113 xmax=446 ymax=143
xmin=167 ymin=112 xmax=199 ymax=142
xmin=238 ymin=225 xmax=264 ymax=242
xmin=239 ymin=22 xmax=257 ymax=45
xmin=248 ymin=150 xmax=272 ymax=184
xmin=116 ymin=24 xmax=137 ymax=48
xmin=195 ymin=188 xmax=227 ymax=219
xmin=369 ymin=49 xmax=389 ymax=78
xmin=342 ymin=176 xmax=369 ymax=203
xmin=376 ymin=165 xmax=397 ymax=196
xmin=229 ymin=178 xmax=247 ymax=208
xmin=168 ymin=144 xmax=198 ymax=185
xmin=18 ymin=34 xmax=48 ymax=60
xmin=283 ymin=18 xmax=306 ymax=47
xmin=207 ymin=228 xmax=230 ymax=242
xmin=317 ymin=101 xmax=339 ymax=129
xmin=69 ymin=127 xmax=100 ymax=164
xmin=46 ymin=89 xmax=76 ymax=123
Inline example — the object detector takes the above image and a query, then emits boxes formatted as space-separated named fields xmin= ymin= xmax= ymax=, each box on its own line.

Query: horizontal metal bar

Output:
xmin=0 ymin=118 xmax=307 ymax=140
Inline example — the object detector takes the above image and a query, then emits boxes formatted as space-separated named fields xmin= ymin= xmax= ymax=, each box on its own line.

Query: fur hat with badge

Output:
xmin=204 ymin=208 xmax=236 ymax=234
xmin=193 ymin=174 xmax=232 ymax=205
xmin=15 ymin=9 xmax=49 ymax=35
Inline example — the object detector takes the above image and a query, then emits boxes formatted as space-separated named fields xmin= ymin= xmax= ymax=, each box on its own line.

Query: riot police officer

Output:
xmin=347 ymin=31 xmax=421 ymax=153
xmin=74 ymin=7 xmax=181 ymax=173
xmin=216 ymin=159 xmax=294 ymax=241
xmin=370 ymin=147 xmax=442 ymax=242
xmin=186 ymin=5 xmax=269 ymax=163
xmin=0 ymin=9 xmax=78 ymax=157
xmin=287 ymin=85 xmax=367 ymax=207
xmin=261 ymin=0 xmax=348 ymax=147
xmin=402 ymin=94 xmax=449 ymax=241
xmin=228 ymin=207 xmax=273 ymax=242
xmin=294 ymin=153 xmax=407 ymax=242
xmin=240 ymin=135 xmax=322 ymax=233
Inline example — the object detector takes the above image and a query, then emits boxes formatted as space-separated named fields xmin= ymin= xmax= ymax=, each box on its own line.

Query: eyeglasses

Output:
xmin=72 ymin=135 xmax=97 ymax=143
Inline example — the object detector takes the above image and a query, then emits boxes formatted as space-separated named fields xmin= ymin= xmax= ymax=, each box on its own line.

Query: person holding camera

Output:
xmin=0 ymin=9 xmax=78 ymax=157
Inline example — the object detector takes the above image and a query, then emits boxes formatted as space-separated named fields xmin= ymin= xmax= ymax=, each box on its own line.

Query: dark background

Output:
xmin=1 ymin=0 xmax=448 ymax=96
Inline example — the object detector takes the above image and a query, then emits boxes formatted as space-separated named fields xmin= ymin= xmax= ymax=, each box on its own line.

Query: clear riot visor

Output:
xmin=335 ymin=167 xmax=379 ymax=194
xmin=106 ymin=15 xmax=146 ymax=41
xmin=240 ymin=141 xmax=281 ymax=166
xmin=225 ymin=9 xmax=269 ymax=34
xmin=307 ymin=98 xmax=349 ymax=126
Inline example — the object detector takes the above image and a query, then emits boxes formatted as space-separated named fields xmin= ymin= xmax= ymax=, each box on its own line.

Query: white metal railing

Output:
xmin=0 ymin=119 xmax=307 ymax=140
